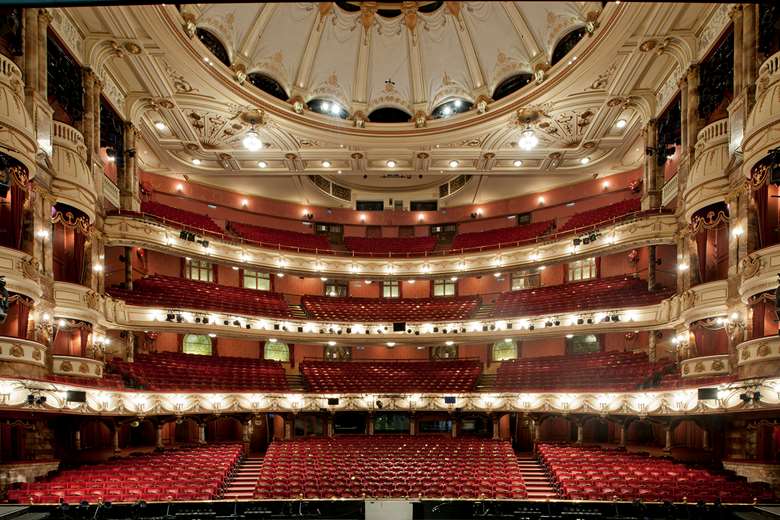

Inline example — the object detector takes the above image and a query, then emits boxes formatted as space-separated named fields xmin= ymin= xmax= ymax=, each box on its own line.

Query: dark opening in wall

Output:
xmin=196 ymin=28 xmax=230 ymax=67
xmin=492 ymin=73 xmax=533 ymax=101
xmin=551 ymin=27 xmax=587 ymax=66
xmin=368 ymin=107 xmax=411 ymax=123
xmin=247 ymin=72 xmax=289 ymax=102
xmin=698 ymin=29 xmax=733 ymax=124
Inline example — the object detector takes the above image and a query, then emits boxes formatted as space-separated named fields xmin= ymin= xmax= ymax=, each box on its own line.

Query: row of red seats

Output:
xmin=301 ymin=294 xmax=480 ymax=322
xmin=139 ymin=201 xmax=224 ymax=236
xmin=300 ymin=359 xmax=481 ymax=393
xmin=111 ymin=352 xmax=289 ymax=392
xmin=558 ymin=198 xmax=642 ymax=233
xmin=538 ymin=444 xmax=774 ymax=503
xmin=6 ymin=444 xmax=243 ymax=504
xmin=228 ymin=221 xmax=331 ymax=252
xmin=495 ymin=351 xmax=656 ymax=391
xmin=253 ymin=436 xmax=527 ymax=499
xmin=108 ymin=274 xmax=291 ymax=318
xmin=451 ymin=220 xmax=554 ymax=251
xmin=493 ymin=275 xmax=674 ymax=318
xmin=343 ymin=236 xmax=437 ymax=255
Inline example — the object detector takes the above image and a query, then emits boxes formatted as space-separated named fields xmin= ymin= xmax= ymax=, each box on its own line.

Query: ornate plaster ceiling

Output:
xmin=60 ymin=2 xmax=724 ymax=206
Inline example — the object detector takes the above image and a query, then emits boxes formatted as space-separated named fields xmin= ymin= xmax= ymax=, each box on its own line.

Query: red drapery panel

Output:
xmin=71 ymin=229 xmax=87 ymax=284
xmin=754 ymin=185 xmax=769 ymax=249
xmin=752 ymin=301 xmax=766 ymax=339
xmin=15 ymin=298 xmax=29 ymax=339
xmin=695 ymin=231 xmax=707 ymax=284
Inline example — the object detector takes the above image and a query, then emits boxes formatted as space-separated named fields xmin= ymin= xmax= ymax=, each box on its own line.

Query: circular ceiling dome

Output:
xmin=193 ymin=1 xmax=591 ymax=116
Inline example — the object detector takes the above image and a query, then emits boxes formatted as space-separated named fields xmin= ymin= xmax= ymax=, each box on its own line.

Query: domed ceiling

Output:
xmin=193 ymin=1 xmax=591 ymax=115
xmin=62 ymin=2 xmax=719 ymax=206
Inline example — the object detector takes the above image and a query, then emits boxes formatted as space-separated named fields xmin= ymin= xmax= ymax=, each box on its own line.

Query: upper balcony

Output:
xmin=103 ymin=209 xmax=676 ymax=278
xmin=683 ymin=118 xmax=730 ymax=221
xmin=0 ymin=53 xmax=37 ymax=174
xmin=51 ymin=122 xmax=97 ymax=222
xmin=743 ymin=50 xmax=780 ymax=174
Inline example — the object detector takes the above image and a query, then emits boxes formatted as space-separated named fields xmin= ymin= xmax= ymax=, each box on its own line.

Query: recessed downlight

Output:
xmin=257 ymin=161 xmax=268 ymax=168
xmin=322 ymin=160 xmax=331 ymax=168
xmin=386 ymin=160 xmax=397 ymax=168
xmin=513 ymin=160 xmax=523 ymax=167
xmin=449 ymin=160 xmax=459 ymax=168
xmin=580 ymin=157 xmax=590 ymax=165
xmin=191 ymin=158 xmax=201 ymax=165
xmin=616 ymin=119 xmax=627 ymax=129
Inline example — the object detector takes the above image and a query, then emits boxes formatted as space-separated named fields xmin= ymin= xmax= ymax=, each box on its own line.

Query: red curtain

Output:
xmin=71 ymin=229 xmax=87 ymax=284
xmin=10 ymin=184 xmax=25 ymax=250
xmin=695 ymin=231 xmax=707 ymax=283
xmin=754 ymin=185 xmax=770 ymax=249
xmin=79 ymin=324 xmax=92 ymax=357
xmin=15 ymin=299 xmax=29 ymax=340
xmin=752 ymin=301 xmax=766 ymax=339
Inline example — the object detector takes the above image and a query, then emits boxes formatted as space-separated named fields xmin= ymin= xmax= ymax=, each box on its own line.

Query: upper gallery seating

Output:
xmin=450 ymin=220 xmax=554 ymax=251
xmin=494 ymin=351 xmax=656 ymax=392
xmin=254 ymin=436 xmax=527 ymax=499
xmin=300 ymin=359 xmax=481 ymax=393
xmin=493 ymin=275 xmax=673 ymax=317
xmin=112 ymin=352 xmax=289 ymax=392
xmin=300 ymin=295 xmax=480 ymax=322
xmin=538 ymin=444 xmax=774 ymax=503
xmin=343 ymin=236 xmax=437 ymax=255
xmin=139 ymin=201 xmax=224 ymax=236
xmin=6 ymin=444 xmax=243 ymax=504
xmin=109 ymin=275 xmax=291 ymax=318
xmin=228 ymin=221 xmax=331 ymax=252
xmin=48 ymin=373 xmax=126 ymax=390
xmin=558 ymin=198 xmax=642 ymax=233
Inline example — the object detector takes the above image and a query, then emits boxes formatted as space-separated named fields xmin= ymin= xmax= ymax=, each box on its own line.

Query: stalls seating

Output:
xmin=6 ymin=444 xmax=244 ymax=504
xmin=538 ymin=444 xmax=774 ymax=503
xmin=253 ymin=436 xmax=527 ymax=499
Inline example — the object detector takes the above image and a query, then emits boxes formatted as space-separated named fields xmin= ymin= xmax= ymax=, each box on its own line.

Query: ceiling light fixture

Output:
xmin=257 ymin=161 xmax=268 ymax=168
xmin=154 ymin=121 xmax=167 ymax=131
xmin=449 ymin=160 xmax=459 ymax=168
xmin=580 ymin=157 xmax=591 ymax=165
xmin=518 ymin=126 xmax=539 ymax=150
xmin=322 ymin=160 xmax=331 ymax=168
xmin=386 ymin=160 xmax=397 ymax=168
xmin=191 ymin=158 xmax=201 ymax=165
xmin=242 ymin=128 xmax=262 ymax=152
xmin=616 ymin=119 xmax=627 ymax=129
xmin=513 ymin=160 xmax=523 ymax=167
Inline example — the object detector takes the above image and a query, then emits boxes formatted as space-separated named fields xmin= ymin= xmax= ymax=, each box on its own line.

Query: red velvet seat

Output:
xmin=558 ymin=198 xmax=641 ymax=233
xmin=229 ymin=221 xmax=331 ymax=252
xmin=301 ymin=295 xmax=480 ymax=322
xmin=111 ymin=351 xmax=289 ymax=392
xmin=343 ymin=236 xmax=437 ymax=256
xmin=493 ymin=275 xmax=674 ymax=318
xmin=252 ymin=436 xmax=527 ymax=500
xmin=6 ymin=444 xmax=243 ymax=504
xmin=109 ymin=274 xmax=292 ymax=318
xmin=494 ymin=351 xmax=657 ymax=392
xmin=301 ymin=359 xmax=481 ymax=393
xmin=538 ymin=444 xmax=774 ymax=503
xmin=450 ymin=220 xmax=554 ymax=251
xmin=139 ymin=201 xmax=225 ymax=236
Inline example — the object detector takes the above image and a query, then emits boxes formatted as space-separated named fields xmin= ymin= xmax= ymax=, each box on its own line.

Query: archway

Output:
xmin=206 ymin=416 xmax=242 ymax=443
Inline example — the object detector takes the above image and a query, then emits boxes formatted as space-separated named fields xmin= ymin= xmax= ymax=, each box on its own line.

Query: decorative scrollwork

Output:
xmin=690 ymin=209 xmax=729 ymax=234
xmin=740 ymin=255 xmax=762 ymax=280
xmin=51 ymin=209 xmax=94 ymax=235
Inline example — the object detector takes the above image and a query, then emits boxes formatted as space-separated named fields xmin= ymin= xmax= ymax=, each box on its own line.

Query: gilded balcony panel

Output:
xmin=52 ymin=355 xmax=104 ymax=379
xmin=0 ymin=246 xmax=43 ymax=302
xmin=659 ymin=280 xmax=728 ymax=326
xmin=683 ymin=119 xmax=730 ymax=221
xmin=736 ymin=337 xmax=780 ymax=379
xmin=680 ymin=354 xmax=730 ymax=378
xmin=743 ymin=51 xmax=780 ymax=175
xmin=51 ymin=122 xmax=96 ymax=222
xmin=0 ymin=54 xmax=36 ymax=174
xmin=0 ymin=337 xmax=47 ymax=379
xmin=738 ymin=243 xmax=780 ymax=301
xmin=53 ymin=281 xmax=127 ymax=326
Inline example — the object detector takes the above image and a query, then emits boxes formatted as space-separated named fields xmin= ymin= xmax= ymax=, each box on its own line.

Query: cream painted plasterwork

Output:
xmin=0 ymin=376 xmax=776 ymax=417
xmin=60 ymin=2 xmax=720 ymax=204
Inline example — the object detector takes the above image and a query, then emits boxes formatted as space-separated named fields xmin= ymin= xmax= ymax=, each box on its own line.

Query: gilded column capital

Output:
xmin=686 ymin=64 xmax=698 ymax=80
xmin=728 ymin=4 xmax=743 ymax=20
xmin=38 ymin=8 xmax=53 ymax=25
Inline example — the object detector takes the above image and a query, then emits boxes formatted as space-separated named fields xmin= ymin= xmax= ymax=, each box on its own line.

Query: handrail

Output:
xmin=109 ymin=206 xmax=670 ymax=261
xmin=301 ymin=357 xmax=483 ymax=363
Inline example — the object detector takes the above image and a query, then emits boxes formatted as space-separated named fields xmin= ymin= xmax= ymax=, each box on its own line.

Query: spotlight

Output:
xmin=35 ymin=396 xmax=46 ymax=405
xmin=376 ymin=400 xmax=384 ymax=409
xmin=223 ymin=320 xmax=229 ymax=326
xmin=573 ymin=238 xmax=581 ymax=246
xmin=739 ymin=393 xmax=751 ymax=403
xmin=587 ymin=318 xmax=593 ymax=324
xmin=175 ymin=314 xmax=184 ymax=323
xmin=753 ymin=391 xmax=761 ymax=402
xmin=611 ymin=315 xmax=620 ymax=322
xmin=545 ymin=321 xmax=553 ymax=327
xmin=166 ymin=313 xmax=175 ymax=322
xmin=27 ymin=394 xmax=34 ymax=405
xmin=577 ymin=318 xmax=584 ymax=325
xmin=528 ymin=324 xmax=534 ymax=331
xmin=554 ymin=320 xmax=560 ymax=326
